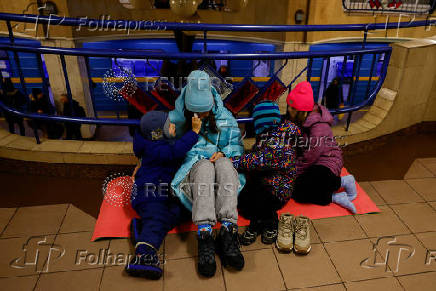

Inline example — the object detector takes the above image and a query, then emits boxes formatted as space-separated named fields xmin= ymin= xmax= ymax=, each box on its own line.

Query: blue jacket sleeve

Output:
xmin=147 ymin=130 xmax=199 ymax=162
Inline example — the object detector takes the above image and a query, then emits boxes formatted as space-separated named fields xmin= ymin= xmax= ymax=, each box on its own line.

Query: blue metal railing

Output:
xmin=0 ymin=12 xmax=432 ymax=143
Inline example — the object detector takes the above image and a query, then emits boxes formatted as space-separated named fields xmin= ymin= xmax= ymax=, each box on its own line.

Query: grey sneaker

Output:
xmin=294 ymin=216 xmax=311 ymax=255
xmin=275 ymin=213 xmax=294 ymax=253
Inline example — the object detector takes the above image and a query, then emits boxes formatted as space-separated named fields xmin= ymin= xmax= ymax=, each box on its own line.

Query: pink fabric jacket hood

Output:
xmin=296 ymin=105 xmax=343 ymax=177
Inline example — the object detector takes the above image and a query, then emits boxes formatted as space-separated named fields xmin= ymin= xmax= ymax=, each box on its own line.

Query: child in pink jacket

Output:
xmin=287 ymin=82 xmax=357 ymax=213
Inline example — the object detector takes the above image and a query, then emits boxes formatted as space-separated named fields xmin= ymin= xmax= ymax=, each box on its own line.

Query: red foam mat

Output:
xmin=91 ymin=168 xmax=379 ymax=241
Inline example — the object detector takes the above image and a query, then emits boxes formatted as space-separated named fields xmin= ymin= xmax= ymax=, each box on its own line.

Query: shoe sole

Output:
xmin=275 ymin=241 xmax=293 ymax=253
xmin=216 ymin=248 xmax=244 ymax=271
xmin=220 ymin=258 xmax=244 ymax=271
xmin=294 ymin=245 xmax=311 ymax=255
xmin=198 ymin=265 xmax=217 ymax=278
xmin=261 ymin=236 xmax=276 ymax=245
xmin=125 ymin=265 xmax=162 ymax=280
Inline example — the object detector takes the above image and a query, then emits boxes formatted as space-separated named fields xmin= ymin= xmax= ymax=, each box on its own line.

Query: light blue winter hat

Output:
xmin=184 ymin=70 xmax=214 ymax=113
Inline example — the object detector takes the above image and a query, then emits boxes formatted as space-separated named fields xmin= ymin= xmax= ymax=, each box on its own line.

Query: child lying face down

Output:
xmin=126 ymin=110 xmax=202 ymax=280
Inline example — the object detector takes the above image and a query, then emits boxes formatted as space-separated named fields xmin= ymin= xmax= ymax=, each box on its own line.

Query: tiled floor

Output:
xmin=1 ymin=158 xmax=436 ymax=290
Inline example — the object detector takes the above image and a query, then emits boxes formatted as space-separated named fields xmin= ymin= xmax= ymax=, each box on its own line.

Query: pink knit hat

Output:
xmin=286 ymin=81 xmax=315 ymax=111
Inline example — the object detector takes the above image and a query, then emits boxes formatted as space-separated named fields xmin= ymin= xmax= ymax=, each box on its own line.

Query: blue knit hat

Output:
xmin=140 ymin=111 xmax=171 ymax=140
xmin=252 ymin=101 xmax=282 ymax=135
xmin=184 ymin=70 xmax=214 ymax=113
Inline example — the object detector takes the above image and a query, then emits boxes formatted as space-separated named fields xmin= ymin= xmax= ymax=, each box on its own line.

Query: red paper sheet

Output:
xmin=91 ymin=168 xmax=379 ymax=241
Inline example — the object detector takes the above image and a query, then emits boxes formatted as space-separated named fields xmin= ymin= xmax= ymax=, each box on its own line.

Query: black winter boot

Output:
xmin=239 ymin=219 xmax=262 ymax=246
xmin=125 ymin=244 xmax=163 ymax=280
xmin=216 ymin=223 xmax=244 ymax=270
xmin=197 ymin=231 xmax=217 ymax=277
xmin=261 ymin=216 xmax=278 ymax=245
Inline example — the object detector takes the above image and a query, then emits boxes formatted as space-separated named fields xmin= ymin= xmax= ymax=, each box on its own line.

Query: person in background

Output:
xmin=29 ymin=88 xmax=55 ymax=115
xmin=28 ymin=88 xmax=56 ymax=138
xmin=323 ymin=77 xmax=343 ymax=111
xmin=218 ymin=65 xmax=230 ymax=79
xmin=0 ymin=77 xmax=27 ymax=136
xmin=60 ymin=94 xmax=85 ymax=140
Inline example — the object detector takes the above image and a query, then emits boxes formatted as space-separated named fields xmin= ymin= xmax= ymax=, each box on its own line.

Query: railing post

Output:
xmin=60 ymin=54 xmax=75 ymax=116
xmin=365 ymin=53 xmax=377 ymax=101
xmin=33 ymin=126 xmax=41 ymax=144
xmin=36 ymin=53 xmax=50 ymax=105
xmin=12 ymin=51 xmax=28 ymax=97
xmin=6 ymin=20 xmax=14 ymax=44
xmin=84 ymin=56 xmax=98 ymax=118
xmin=307 ymin=58 xmax=313 ymax=81
xmin=203 ymin=31 xmax=208 ymax=53
xmin=346 ymin=53 xmax=363 ymax=131
xmin=321 ymin=57 xmax=330 ymax=105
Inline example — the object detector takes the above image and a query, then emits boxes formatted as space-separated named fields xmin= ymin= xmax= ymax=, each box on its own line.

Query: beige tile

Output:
xmin=345 ymin=277 xmax=403 ymax=291
xmin=406 ymin=178 xmax=436 ymax=201
xmin=0 ymin=128 xmax=11 ymax=139
xmin=4 ymin=136 xmax=38 ymax=150
xmin=79 ymin=141 xmax=126 ymax=154
xmin=417 ymin=158 xmax=436 ymax=176
xmin=49 ymin=232 xmax=109 ymax=272
xmin=397 ymin=271 xmax=436 ymax=291
xmin=165 ymin=257 xmax=225 ymax=291
xmin=100 ymin=265 xmax=162 ymax=291
xmin=108 ymin=238 xmax=134 ymax=257
xmin=62 ymin=153 xmax=109 ymax=164
xmin=0 ymin=235 xmax=55 ymax=277
xmin=34 ymin=139 xmax=84 ymax=153
xmin=391 ymin=203 xmax=436 ymax=233
xmin=0 ymin=133 xmax=19 ymax=146
xmin=304 ymin=284 xmax=346 ymax=291
xmin=370 ymin=181 xmax=424 ymax=204
xmin=373 ymin=234 xmax=436 ymax=276
xmin=404 ymin=161 xmax=434 ymax=179
xmin=0 ymin=276 xmax=38 ymax=291
xmin=415 ymin=231 xmax=436 ymax=253
xmin=274 ymin=244 xmax=340 ymax=289
xmin=359 ymin=182 xmax=386 ymax=206
xmin=355 ymin=206 xmax=410 ymax=238
xmin=2 ymin=204 xmax=68 ymax=238
xmin=59 ymin=205 xmax=96 ymax=233
xmin=324 ymin=239 xmax=392 ymax=281
xmin=165 ymin=231 xmax=197 ymax=260
xmin=223 ymin=248 xmax=284 ymax=291
xmin=0 ymin=208 xmax=16 ymax=234
xmin=312 ymin=216 xmax=367 ymax=243
xmin=36 ymin=268 xmax=103 ymax=291
xmin=0 ymin=148 xmax=64 ymax=163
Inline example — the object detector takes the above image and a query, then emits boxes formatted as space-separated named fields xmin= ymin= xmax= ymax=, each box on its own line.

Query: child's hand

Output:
xmin=192 ymin=115 xmax=202 ymax=134
xmin=168 ymin=122 xmax=176 ymax=137
xmin=210 ymin=152 xmax=224 ymax=163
